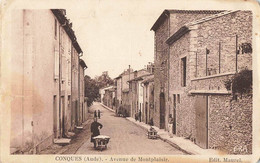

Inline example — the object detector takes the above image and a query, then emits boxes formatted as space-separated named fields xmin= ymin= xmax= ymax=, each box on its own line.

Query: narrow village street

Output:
xmin=76 ymin=102 xmax=186 ymax=155
xmin=4 ymin=6 xmax=254 ymax=162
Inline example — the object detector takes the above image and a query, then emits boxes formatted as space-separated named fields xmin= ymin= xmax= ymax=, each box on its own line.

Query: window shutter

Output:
xmin=54 ymin=49 xmax=59 ymax=79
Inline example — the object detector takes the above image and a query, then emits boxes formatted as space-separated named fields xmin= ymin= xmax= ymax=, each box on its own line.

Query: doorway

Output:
xmin=173 ymin=94 xmax=177 ymax=134
xmin=61 ymin=96 xmax=65 ymax=137
xmin=145 ymin=102 xmax=148 ymax=124
xmin=160 ymin=93 xmax=165 ymax=129
xmin=53 ymin=95 xmax=58 ymax=138
xmin=195 ymin=95 xmax=208 ymax=149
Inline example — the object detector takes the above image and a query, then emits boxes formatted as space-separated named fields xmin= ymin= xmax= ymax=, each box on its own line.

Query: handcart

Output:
xmin=93 ymin=135 xmax=110 ymax=151
xmin=147 ymin=127 xmax=158 ymax=139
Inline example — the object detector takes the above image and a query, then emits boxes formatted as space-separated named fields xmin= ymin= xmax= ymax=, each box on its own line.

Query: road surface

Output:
xmin=76 ymin=102 xmax=185 ymax=155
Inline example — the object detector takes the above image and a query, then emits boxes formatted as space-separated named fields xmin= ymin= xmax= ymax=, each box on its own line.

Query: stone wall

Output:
xmin=153 ymin=17 xmax=169 ymax=129
xmin=116 ymin=78 xmax=122 ymax=103
xmin=170 ymin=13 xmax=216 ymax=35
xmin=194 ymin=11 xmax=252 ymax=78
xmin=208 ymin=94 xmax=252 ymax=154
xmin=191 ymin=11 xmax=252 ymax=154
xmin=167 ymin=10 xmax=252 ymax=153
xmin=168 ymin=32 xmax=196 ymax=138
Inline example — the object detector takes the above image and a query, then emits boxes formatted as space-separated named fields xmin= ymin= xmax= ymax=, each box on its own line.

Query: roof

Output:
xmin=114 ymin=75 xmax=122 ymax=80
xmin=51 ymin=9 xmax=83 ymax=54
xmin=127 ymin=73 xmax=152 ymax=83
xmin=122 ymin=88 xmax=129 ymax=93
xmin=142 ymin=75 xmax=154 ymax=84
xmin=166 ymin=10 xmax=237 ymax=45
xmin=79 ymin=59 xmax=87 ymax=69
xmin=151 ymin=10 xmax=224 ymax=31
xmin=100 ymin=85 xmax=114 ymax=90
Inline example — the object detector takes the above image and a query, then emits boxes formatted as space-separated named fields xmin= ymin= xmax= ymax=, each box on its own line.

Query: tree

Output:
xmin=94 ymin=72 xmax=114 ymax=88
xmin=84 ymin=75 xmax=99 ymax=107
xmin=84 ymin=73 xmax=114 ymax=107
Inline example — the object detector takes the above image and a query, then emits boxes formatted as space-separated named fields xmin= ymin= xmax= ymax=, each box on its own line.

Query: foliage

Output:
xmin=84 ymin=73 xmax=114 ymax=107
xmin=231 ymin=69 xmax=252 ymax=95
xmin=94 ymin=73 xmax=114 ymax=88
xmin=84 ymin=75 xmax=100 ymax=107
xmin=224 ymin=68 xmax=252 ymax=96
xmin=224 ymin=79 xmax=232 ymax=91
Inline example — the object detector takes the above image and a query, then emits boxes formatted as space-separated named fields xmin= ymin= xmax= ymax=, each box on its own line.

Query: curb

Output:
xmin=99 ymin=103 xmax=115 ymax=113
xmin=157 ymin=136 xmax=192 ymax=155
xmin=125 ymin=118 xmax=192 ymax=155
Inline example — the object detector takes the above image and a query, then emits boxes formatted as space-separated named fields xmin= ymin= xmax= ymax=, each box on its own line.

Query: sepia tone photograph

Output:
xmin=1 ymin=0 xmax=260 ymax=162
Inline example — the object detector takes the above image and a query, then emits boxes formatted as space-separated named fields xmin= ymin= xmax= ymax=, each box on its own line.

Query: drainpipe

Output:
xmin=165 ymin=13 xmax=170 ymax=131
xmin=22 ymin=10 xmax=25 ymax=151
xmin=141 ymin=82 xmax=145 ymax=121
xmin=78 ymin=52 xmax=83 ymax=125
xmin=77 ymin=53 xmax=80 ymax=126
xmin=59 ymin=21 xmax=66 ymax=138
xmin=58 ymin=23 xmax=61 ymax=138
xmin=71 ymin=43 xmax=73 ymax=130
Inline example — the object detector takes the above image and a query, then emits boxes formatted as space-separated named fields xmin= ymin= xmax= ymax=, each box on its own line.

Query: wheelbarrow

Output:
xmin=147 ymin=127 xmax=158 ymax=139
xmin=93 ymin=135 xmax=110 ymax=151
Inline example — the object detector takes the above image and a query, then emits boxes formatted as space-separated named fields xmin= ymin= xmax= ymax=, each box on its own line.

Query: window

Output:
xmin=146 ymin=86 xmax=148 ymax=98
xmin=54 ymin=19 xmax=57 ymax=39
xmin=181 ymin=57 xmax=187 ymax=87
xmin=54 ymin=48 xmax=59 ymax=80
xmin=68 ymin=60 xmax=71 ymax=84
xmin=173 ymin=94 xmax=176 ymax=109
xmin=177 ymin=94 xmax=180 ymax=104
xmin=61 ymin=55 xmax=66 ymax=81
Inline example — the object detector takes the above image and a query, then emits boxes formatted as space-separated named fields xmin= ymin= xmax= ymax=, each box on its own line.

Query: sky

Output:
xmin=4 ymin=0 xmax=259 ymax=78
xmin=64 ymin=0 xmax=259 ymax=79
xmin=65 ymin=1 xmax=171 ymax=79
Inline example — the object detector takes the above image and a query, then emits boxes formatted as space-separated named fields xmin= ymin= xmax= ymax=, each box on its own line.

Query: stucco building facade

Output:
xmin=7 ymin=9 xmax=87 ymax=154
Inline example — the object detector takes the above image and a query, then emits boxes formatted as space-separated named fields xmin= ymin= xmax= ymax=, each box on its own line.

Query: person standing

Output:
xmin=168 ymin=114 xmax=174 ymax=138
xmin=90 ymin=118 xmax=103 ymax=148
xmin=139 ymin=110 xmax=141 ymax=122
xmin=94 ymin=110 xmax=97 ymax=118
xmin=98 ymin=110 xmax=101 ymax=119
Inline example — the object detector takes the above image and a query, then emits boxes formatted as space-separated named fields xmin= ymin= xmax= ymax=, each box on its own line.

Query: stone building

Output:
xmin=152 ymin=10 xmax=252 ymax=154
xmin=7 ymin=9 xmax=86 ymax=154
xmin=142 ymin=75 xmax=154 ymax=125
xmin=114 ymin=68 xmax=134 ymax=115
xmin=114 ymin=76 xmax=122 ymax=108
xmin=128 ymin=69 xmax=151 ymax=120
xmin=151 ymin=9 xmax=223 ymax=130
xmin=102 ymin=86 xmax=116 ymax=109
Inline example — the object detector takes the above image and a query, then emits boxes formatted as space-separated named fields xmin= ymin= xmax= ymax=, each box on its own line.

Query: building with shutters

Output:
xmin=7 ymin=9 xmax=87 ymax=154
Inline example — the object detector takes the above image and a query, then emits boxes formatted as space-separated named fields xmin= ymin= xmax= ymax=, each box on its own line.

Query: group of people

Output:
xmin=135 ymin=110 xmax=142 ymax=122
xmin=94 ymin=109 xmax=101 ymax=119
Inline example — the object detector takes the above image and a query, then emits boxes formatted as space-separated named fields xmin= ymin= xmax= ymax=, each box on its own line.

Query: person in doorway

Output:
xmin=135 ymin=113 xmax=138 ymax=121
xmin=168 ymin=114 xmax=174 ymax=138
xmin=98 ymin=110 xmax=101 ymax=119
xmin=90 ymin=117 xmax=103 ymax=148
xmin=94 ymin=110 xmax=97 ymax=118
xmin=139 ymin=110 xmax=141 ymax=122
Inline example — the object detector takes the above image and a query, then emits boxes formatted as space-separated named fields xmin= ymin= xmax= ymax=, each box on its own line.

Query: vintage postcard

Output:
xmin=1 ymin=0 xmax=260 ymax=162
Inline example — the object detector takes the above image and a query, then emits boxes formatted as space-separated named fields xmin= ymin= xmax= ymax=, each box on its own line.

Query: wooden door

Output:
xmin=61 ymin=96 xmax=65 ymax=137
xmin=195 ymin=95 xmax=208 ymax=149
xmin=160 ymin=93 xmax=165 ymax=129
xmin=173 ymin=94 xmax=177 ymax=134
xmin=53 ymin=96 xmax=58 ymax=138
xmin=145 ymin=102 xmax=148 ymax=124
